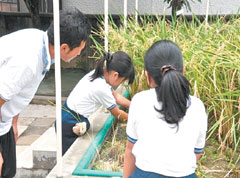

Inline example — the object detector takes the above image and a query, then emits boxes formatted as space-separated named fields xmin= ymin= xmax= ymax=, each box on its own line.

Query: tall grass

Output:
xmin=91 ymin=15 xmax=240 ymax=158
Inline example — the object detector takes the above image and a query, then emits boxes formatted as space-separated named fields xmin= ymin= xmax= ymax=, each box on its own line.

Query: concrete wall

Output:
xmin=62 ymin=0 xmax=240 ymax=16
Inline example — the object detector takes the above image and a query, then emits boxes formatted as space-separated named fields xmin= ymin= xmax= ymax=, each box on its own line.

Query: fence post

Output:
xmin=104 ymin=0 xmax=108 ymax=52
xmin=53 ymin=0 xmax=63 ymax=177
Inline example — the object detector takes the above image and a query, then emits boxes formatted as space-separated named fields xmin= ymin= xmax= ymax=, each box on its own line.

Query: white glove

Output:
xmin=72 ymin=122 xmax=87 ymax=136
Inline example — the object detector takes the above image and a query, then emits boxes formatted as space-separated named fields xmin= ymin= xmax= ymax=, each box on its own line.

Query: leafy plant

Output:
xmin=163 ymin=0 xmax=202 ymax=17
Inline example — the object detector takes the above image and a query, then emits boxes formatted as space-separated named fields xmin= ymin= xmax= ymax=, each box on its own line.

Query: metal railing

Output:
xmin=104 ymin=0 xmax=139 ymax=52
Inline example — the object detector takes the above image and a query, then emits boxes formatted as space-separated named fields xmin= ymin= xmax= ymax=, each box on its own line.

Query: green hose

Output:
xmin=72 ymin=90 xmax=129 ymax=177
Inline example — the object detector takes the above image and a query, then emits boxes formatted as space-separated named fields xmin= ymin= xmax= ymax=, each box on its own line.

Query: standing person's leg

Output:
xmin=0 ymin=128 xmax=16 ymax=178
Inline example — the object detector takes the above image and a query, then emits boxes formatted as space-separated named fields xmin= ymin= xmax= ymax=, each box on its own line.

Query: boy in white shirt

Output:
xmin=0 ymin=8 xmax=91 ymax=178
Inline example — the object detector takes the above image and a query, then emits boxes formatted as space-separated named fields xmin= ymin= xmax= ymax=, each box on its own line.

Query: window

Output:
xmin=39 ymin=0 xmax=61 ymax=13
xmin=39 ymin=0 xmax=52 ymax=13
xmin=0 ymin=0 xmax=19 ymax=12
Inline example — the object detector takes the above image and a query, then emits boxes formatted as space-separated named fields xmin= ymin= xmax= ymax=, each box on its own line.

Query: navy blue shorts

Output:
xmin=130 ymin=167 xmax=197 ymax=178
xmin=0 ymin=127 xmax=16 ymax=178
xmin=61 ymin=101 xmax=90 ymax=155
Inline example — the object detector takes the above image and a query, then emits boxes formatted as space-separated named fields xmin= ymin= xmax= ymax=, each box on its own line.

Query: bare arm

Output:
xmin=109 ymin=106 xmax=128 ymax=121
xmin=196 ymin=153 xmax=202 ymax=161
xmin=112 ymin=90 xmax=130 ymax=108
xmin=12 ymin=114 xmax=19 ymax=143
xmin=123 ymin=140 xmax=136 ymax=178
xmin=0 ymin=98 xmax=5 ymax=122
xmin=0 ymin=98 xmax=5 ymax=107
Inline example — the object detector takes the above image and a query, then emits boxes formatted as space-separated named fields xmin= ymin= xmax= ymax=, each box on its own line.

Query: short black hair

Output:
xmin=47 ymin=8 xmax=91 ymax=50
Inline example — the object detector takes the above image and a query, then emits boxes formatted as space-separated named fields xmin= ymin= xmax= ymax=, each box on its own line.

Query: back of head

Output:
xmin=91 ymin=51 xmax=135 ymax=84
xmin=47 ymin=8 xmax=91 ymax=50
xmin=144 ymin=40 xmax=190 ymax=126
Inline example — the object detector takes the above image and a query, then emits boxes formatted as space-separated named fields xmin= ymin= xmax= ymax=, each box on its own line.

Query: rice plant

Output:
xmin=91 ymin=14 xmax=240 ymax=163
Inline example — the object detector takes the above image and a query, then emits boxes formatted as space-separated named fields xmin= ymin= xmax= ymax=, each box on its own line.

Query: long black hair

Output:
xmin=90 ymin=51 xmax=135 ymax=84
xmin=144 ymin=40 xmax=190 ymax=126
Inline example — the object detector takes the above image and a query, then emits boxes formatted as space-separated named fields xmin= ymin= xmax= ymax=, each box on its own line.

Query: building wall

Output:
xmin=62 ymin=0 xmax=240 ymax=16
xmin=18 ymin=0 xmax=240 ymax=16
xmin=19 ymin=0 xmax=28 ymax=12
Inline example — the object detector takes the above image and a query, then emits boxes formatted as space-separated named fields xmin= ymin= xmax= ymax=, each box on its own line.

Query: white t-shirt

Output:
xmin=126 ymin=88 xmax=208 ymax=177
xmin=0 ymin=29 xmax=52 ymax=136
xmin=67 ymin=70 xmax=117 ymax=118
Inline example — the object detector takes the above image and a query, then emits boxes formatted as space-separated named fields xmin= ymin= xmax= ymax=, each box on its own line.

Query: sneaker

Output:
xmin=72 ymin=122 xmax=87 ymax=136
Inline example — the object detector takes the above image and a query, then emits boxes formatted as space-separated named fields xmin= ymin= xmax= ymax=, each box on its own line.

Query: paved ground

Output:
xmin=17 ymin=104 xmax=56 ymax=157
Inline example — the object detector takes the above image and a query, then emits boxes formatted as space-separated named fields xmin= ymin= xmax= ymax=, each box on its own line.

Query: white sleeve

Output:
xmin=194 ymin=100 xmax=208 ymax=154
xmin=94 ymin=85 xmax=117 ymax=110
xmin=0 ymin=64 xmax=34 ymax=101
xmin=126 ymin=94 xmax=139 ymax=144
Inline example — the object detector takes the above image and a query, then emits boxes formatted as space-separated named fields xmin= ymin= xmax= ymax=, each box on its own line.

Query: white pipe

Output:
xmin=53 ymin=0 xmax=63 ymax=177
xmin=206 ymin=0 xmax=210 ymax=24
xmin=135 ymin=0 xmax=138 ymax=22
xmin=104 ymin=0 xmax=108 ymax=52
xmin=124 ymin=0 xmax=127 ymax=27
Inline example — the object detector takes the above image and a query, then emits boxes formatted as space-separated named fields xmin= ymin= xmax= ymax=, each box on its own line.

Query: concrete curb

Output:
xmin=31 ymin=95 xmax=67 ymax=105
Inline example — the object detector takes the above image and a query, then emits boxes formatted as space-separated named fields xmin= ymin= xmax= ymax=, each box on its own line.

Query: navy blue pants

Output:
xmin=130 ymin=167 xmax=197 ymax=178
xmin=61 ymin=101 xmax=90 ymax=155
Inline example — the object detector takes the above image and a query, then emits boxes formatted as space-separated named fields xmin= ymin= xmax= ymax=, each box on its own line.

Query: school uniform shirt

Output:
xmin=0 ymin=29 xmax=52 ymax=136
xmin=67 ymin=70 xmax=117 ymax=119
xmin=127 ymin=88 xmax=208 ymax=177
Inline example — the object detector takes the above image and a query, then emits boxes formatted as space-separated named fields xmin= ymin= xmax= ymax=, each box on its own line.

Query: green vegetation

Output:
xmin=91 ymin=14 xmax=240 ymax=177
xmin=163 ymin=0 xmax=202 ymax=17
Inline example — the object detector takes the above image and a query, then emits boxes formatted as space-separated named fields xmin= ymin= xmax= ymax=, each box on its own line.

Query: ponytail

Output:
xmin=91 ymin=51 xmax=135 ymax=84
xmin=144 ymin=40 xmax=190 ymax=127
xmin=155 ymin=68 xmax=190 ymax=126
xmin=90 ymin=52 xmax=112 ymax=81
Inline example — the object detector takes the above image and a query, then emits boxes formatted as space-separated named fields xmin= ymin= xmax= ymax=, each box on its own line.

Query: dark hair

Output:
xmin=90 ymin=51 xmax=135 ymax=84
xmin=47 ymin=8 xmax=91 ymax=50
xmin=144 ymin=40 xmax=190 ymax=126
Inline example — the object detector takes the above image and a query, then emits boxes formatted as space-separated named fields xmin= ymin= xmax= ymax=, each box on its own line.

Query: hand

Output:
xmin=72 ymin=122 xmax=87 ymax=136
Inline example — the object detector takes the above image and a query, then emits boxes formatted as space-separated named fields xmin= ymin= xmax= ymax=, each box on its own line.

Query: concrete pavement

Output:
xmin=17 ymin=104 xmax=56 ymax=157
xmin=14 ymin=101 xmax=116 ymax=178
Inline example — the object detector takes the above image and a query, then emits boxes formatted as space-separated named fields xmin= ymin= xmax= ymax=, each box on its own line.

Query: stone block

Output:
xmin=33 ymin=150 xmax=56 ymax=170
xmin=14 ymin=168 xmax=50 ymax=178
